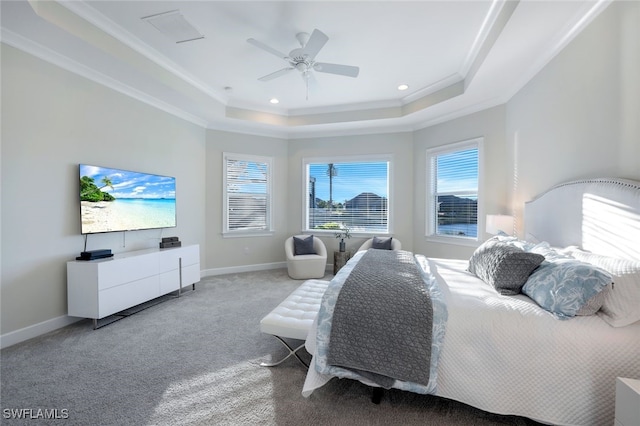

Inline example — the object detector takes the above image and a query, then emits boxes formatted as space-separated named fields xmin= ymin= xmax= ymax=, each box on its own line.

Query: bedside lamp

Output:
xmin=486 ymin=214 xmax=513 ymax=235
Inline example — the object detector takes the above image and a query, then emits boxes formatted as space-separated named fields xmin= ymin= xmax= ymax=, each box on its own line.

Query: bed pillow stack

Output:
xmin=467 ymin=238 xmax=544 ymax=295
xmin=469 ymin=237 xmax=618 ymax=321
xmin=568 ymin=249 xmax=640 ymax=327
xmin=520 ymin=243 xmax=613 ymax=319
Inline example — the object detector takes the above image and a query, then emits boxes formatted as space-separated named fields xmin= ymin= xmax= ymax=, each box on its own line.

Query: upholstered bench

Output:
xmin=260 ymin=279 xmax=329 ymax=367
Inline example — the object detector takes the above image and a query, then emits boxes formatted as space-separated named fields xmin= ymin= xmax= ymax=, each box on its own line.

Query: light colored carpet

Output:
xmin=0 ymin=269 xmax=541 ymax=425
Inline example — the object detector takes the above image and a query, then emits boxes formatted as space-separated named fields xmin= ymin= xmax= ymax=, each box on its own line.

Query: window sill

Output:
xmin=425 ymin=235 xmax=479 ymax=248
xmin=222 ymin=231 xmax=275 ymax=239
xmin=304 ymin=230 xmax=390 ymax=238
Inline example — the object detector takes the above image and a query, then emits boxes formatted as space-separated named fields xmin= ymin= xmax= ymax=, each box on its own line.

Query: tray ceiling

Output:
xmin=0 ymin=0 xmax=611 ymax=138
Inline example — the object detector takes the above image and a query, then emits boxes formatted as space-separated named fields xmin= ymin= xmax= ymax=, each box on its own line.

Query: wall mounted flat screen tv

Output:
xmin=79 ymin=164 xmax=176 ymax=234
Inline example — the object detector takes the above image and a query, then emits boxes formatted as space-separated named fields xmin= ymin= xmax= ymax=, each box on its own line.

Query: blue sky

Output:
xmin=80 ymin=164 xmax=176 ymax=199
xmin=309 ymin=162 xmax=388 ymax=202
xmin=435 ymin=148 xmax=479 ymax=194
xmin=307 ymin=149 xmax=478 ymax=203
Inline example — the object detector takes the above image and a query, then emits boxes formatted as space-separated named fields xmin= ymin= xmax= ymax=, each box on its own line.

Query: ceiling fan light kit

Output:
xmin=247 ymin=29 xmax=360 ymax=100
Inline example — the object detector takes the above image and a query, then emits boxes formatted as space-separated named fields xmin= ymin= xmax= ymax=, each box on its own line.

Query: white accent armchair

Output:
xmin=357 ymin=237 xmax=402 ymax=252
xmin=285 ymin=235 xmax=327 ymax=279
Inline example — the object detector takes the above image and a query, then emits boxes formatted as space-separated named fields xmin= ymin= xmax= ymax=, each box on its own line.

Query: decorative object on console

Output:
xmin=334 ymin=227 xmax=351 ymax=252
xmin=486 ymin=214 xmax=513 ymax=235
xmin=159 ymin=236 xmax=181 ymax=249
xmin=76 ymin=249 xmax=113 ymax=261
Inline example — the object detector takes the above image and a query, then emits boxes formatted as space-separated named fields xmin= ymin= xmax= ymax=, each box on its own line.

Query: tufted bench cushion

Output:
xmin=260 ymin=279 xmax=329 ymax=366
xmin=260 ymin=279 xmax=329 ymax=339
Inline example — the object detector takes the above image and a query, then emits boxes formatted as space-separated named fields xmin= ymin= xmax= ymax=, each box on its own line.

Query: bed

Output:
xmin=302 ymin=178 xmax=640 ymax=426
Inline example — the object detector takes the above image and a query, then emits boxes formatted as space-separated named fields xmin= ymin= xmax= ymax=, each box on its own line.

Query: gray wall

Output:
xmin=413 ymin=106 xmax=507 ymax=260
xmin=204 ymin=129 xmax=289 ymax=273
xmin=1 ymin=45 xmax=206 ymax=337
xmin=1 ymin=0 xmax=638 ymax=342
xmin=505 ymin=0 xmax=640 ymax=236
xmin=287 ymin=132 xmax=415 ymax=255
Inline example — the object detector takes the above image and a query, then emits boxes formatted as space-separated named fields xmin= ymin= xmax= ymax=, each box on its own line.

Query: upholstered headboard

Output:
xmin=524 ymin=178 xmax=640 ymax=261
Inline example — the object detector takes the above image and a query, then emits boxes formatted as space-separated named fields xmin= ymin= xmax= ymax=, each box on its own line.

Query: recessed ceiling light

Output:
xmin=270 ymin=98 xmax=279 ymax=104
xmin=398 ymin=84 xmax=409 ymax=91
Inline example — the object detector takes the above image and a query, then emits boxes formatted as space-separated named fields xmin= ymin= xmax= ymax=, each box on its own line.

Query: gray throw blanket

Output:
xmin=327 ymin=249 xmax=433 ymax=388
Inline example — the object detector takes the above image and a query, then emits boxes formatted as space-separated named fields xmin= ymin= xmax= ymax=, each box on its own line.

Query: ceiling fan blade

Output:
xmin=247 ymin=38 xmax=289 ymax=60
xmin=258 ymin=67 xmax=294 ymax=81
xmin=313 ymin=62 xmax=360 ymax=78
xmin=302 ymin=29 xmax=328 ymax=59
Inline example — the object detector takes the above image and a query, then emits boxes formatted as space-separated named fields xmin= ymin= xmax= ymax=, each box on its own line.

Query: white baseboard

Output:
xmin=200 ymin=261 xmax=332 ymax=277
xmin=2 ymin=262 xmax=324 ymax=349
xmin=0 ymin=315 xmax=81 ymax=349
xmin=200 ymin=261 xmax=287 ymax=277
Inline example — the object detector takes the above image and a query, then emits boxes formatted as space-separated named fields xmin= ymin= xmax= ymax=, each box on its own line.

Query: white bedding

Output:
xmin=303 ymin=256 xmax=640 ymax=426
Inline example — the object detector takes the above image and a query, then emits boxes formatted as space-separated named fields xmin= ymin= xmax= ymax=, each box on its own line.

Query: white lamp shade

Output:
xmin=486 ymin=214 xmax=513 ymax=235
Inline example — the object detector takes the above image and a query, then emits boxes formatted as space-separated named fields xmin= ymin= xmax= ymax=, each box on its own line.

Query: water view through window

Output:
xmin=429 ymin=143 xmax=480 ymax=239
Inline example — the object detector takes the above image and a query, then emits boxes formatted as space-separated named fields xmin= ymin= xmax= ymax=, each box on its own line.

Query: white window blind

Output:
xmin=305 ymin=158 xmax=390 ymax=234
xmin=223 ymin=153 xmax=272 ymax=234
xmin=427 ymin=140 xmax=481 ymax=240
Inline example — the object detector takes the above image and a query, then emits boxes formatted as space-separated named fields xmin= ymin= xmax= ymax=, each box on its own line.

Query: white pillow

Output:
xmin=570 ymin=249 xmax=640 ymax=327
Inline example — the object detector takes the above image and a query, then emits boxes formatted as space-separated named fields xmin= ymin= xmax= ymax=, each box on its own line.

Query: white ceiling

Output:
xmin=1 ymin=0 xmax=610 ymax=138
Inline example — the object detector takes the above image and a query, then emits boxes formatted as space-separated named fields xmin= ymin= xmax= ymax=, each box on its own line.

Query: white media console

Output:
xmin=67 ymin=244 xmax=200 ymax=328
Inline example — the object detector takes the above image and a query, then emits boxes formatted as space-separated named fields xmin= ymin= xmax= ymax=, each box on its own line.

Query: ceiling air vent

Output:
xmin=142 ymin=10 xmax=204 ymax=44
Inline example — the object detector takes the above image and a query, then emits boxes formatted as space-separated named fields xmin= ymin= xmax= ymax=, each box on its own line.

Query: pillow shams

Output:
xmin=293 ymin=235 xmax=317 ymax=255
xmin=575 ymin=286 xmax=610 ymax=316
xmin=521 ymin=259 xmax=612 ymax=319
xmin=569 ymin=249 xmax=640 ymax=327
xmin=526 ymin=242 xmax=606 ymax=316
xmin=468 ymin=240 xmax=545 ymax=295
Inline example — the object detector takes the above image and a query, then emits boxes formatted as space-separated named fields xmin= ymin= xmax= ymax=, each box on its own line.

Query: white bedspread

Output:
xmin=303 ymin=257 xmax=640 ymax=426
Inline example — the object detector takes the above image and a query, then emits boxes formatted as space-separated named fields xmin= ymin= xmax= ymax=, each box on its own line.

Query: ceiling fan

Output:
xmin=247 ymin=29 xmax=359 ymax=98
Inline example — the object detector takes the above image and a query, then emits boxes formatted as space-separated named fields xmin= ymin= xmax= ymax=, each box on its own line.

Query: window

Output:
xmin=426 ymin=139 xmax=482 ymax=243
xmin=304 ymin=156 xmax=391 ymax=234
xmin=223 ymin=153 xmax=272 ymax=236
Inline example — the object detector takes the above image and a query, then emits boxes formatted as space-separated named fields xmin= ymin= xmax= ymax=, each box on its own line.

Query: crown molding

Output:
xmin=503 ymin=0 xmax=614 ymax=102
xmin=2 ymin=0 xmax=613 ymax=140
xmin=57 ymin=0 xmax=227 ymax=105
xmin=1 ymin=29 xmax=209 ymax=128
xmin=460 ymin=0 xmax=508 ymax=77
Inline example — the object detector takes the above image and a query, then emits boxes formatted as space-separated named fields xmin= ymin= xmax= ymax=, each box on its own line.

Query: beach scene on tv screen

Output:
xmin=80 ymin=164 xmax=176 ymax=234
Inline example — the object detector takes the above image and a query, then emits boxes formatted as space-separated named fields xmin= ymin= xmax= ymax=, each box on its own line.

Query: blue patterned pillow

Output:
xmin=522 ymin=259 xmax=612 ymax=319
